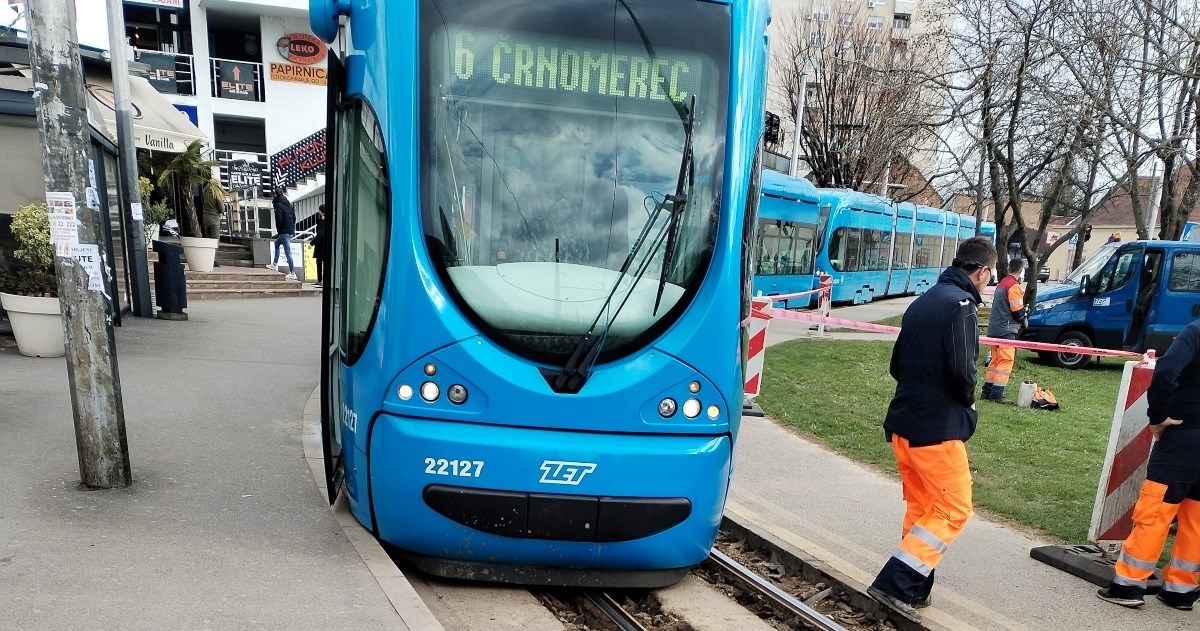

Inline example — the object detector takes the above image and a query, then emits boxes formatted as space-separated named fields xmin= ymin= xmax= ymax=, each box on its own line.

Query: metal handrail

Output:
xmin=133 ymin=48 xmax=196 ymax=96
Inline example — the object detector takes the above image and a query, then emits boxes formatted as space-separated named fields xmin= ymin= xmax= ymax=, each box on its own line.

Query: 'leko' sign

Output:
xmin=276 ymin=33 xmax=327 ymax=66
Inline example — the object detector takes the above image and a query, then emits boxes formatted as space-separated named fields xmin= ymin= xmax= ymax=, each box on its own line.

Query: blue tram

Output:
xmin=750 ymin=171 xmax=996 ymax=306
xmin=751 ymin=171 xmax=825 ymax=308
xmin=817 ymin=189 xmax=994 ymax=304
xmin=310 ymin=0 xmax=771 ymax=587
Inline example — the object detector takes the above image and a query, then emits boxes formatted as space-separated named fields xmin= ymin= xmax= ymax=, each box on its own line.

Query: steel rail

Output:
xmin=585 ymin=591 xmax=648 ymax=631
xmin=708 ymin=549 xmax=850 ymax=631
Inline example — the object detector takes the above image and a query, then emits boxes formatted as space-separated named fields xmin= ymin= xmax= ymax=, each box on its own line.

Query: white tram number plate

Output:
xmin=423 ymin=458 xmax=485 ymax=478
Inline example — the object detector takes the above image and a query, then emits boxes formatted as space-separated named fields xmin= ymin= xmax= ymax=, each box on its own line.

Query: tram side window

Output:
xmin=337 ymin=100 xmax=391 ymax=363
xmin=941 ymin=235 xmax=956 ymax=267
xmin=1170 ymin=252 xmax=1200 ymax=292
xmin=756 ymin=220 xmax=815 ymax=275
xmin=894 ymin=232 xmax=912 ymax=269
xmin=828 ymin=227 xmax=845 ymax=271
xmin=844 ymin=228 xmax=863 ymax=271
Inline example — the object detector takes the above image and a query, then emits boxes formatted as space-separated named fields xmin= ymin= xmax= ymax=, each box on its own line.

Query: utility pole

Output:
xmin=27 ymin=0 xmax=132 ymax=489
xmin=106 ymin=0 xmax=153 ymax=317
xmin=789 ymin=73 xmax=807 ymax=177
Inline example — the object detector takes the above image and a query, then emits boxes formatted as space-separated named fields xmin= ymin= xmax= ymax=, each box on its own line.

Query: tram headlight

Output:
xmin=423 ymin=363 xmax=437 ymax=376
xmin=658 ymin=398 xmax=677 ymax=418
xmin=683 ymin=398 xmax=702 ymax=419
xmin=688 ymin=381 xmax=701 ymax=393
xmin=420 ymin=382 xmax=440 ymax=402
xmin=447 ymin=384 xmax=468 ymax=404
xmin=398 ymin=384 xmax=413 ymax=401
xmin=707 ymin=405 xmax=720 ymax=420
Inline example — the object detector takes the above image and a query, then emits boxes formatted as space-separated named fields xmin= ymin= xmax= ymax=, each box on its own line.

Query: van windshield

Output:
xmin=1065 ymin=242 xmax=1120 ymax=285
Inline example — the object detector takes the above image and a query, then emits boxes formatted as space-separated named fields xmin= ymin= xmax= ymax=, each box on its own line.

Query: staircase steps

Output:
xmin=146 ymin=248 xmax=318 ymax=300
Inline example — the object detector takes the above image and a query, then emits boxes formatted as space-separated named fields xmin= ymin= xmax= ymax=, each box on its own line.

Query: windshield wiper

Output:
xmin=548 ymin=96 xmax=697 ymax=394
xmin=654 ymin=95 xmax=696 ymax=316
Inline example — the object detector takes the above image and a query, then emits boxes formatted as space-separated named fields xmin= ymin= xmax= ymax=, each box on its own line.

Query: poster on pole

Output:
xmin=46 ymin=191 xmax=80 ymax=257
xmin=71 ymin=244 xmax=106 ymax=292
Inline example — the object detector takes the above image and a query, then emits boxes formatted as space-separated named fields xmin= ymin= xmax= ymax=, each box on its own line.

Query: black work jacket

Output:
xmin=273 ymin=196 xmax=296 ymax=235
xmin=1148 ymin=320 xmax=1200 ymax=429
xmin=884 ymin=267 xmax=982 ymax=446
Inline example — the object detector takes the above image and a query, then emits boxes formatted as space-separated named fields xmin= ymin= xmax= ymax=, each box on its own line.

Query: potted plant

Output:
xmin=157 ymin=139 xmax=227 ymax=272
xmin=0 ymin=201 xmax=64 ymax=357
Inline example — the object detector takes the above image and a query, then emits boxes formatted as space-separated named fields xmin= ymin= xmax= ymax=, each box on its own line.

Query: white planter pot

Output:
xmin=145 ymin=224 xmax=160 ymax=248
xmin=180 ymin=236 xmax=219 ymax=273
xmin=0 ymin=292 xmax=65 ymax=358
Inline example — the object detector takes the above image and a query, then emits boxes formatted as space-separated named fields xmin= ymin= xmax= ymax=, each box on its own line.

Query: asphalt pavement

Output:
xmin=0 ymin=298 xmax=411 ymax=630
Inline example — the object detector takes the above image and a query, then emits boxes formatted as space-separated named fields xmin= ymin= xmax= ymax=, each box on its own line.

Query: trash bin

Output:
xmin=153 ymin=240 xmax=188 ymax=321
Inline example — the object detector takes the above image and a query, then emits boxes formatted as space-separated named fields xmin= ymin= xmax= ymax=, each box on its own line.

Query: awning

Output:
xmin=85 ymin=74 xmax=207 ymax=152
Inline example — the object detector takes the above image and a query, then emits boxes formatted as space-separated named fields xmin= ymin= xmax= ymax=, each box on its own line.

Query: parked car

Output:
xmin=1038 ymin=266 xmax=1050 ymax=282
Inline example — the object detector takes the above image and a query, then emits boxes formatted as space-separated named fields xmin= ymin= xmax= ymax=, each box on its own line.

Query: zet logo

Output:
xmin=538 ymin=460 xmax=597 ymax=485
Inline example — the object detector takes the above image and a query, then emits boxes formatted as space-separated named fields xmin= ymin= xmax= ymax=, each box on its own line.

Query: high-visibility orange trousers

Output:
xmin=870 ymin=436 xmax=975 ymax=603
xmin=985 ymin=345 xmax=1015 ymax=388
xmin=1107 ymin=429 xmax=1200 ymax=605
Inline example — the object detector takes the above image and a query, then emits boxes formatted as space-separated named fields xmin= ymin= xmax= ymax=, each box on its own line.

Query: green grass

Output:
xmin=756 ymin=340 xmax=1127 ymax=543
xmin=873 ymin=314 xmax=905 ymax=328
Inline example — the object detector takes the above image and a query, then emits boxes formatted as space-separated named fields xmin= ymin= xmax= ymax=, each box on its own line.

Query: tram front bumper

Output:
xmin=367 ymin=413 xmax=732 ymax=570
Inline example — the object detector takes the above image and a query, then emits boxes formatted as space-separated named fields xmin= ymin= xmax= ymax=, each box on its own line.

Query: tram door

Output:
xmin=320 ymin=54 xmax=345 ymax=503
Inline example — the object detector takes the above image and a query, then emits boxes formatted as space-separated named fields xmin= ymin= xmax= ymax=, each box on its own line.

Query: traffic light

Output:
xmin=764 ymin=111 xmax=781 ymax=145
xmin=1084 ymin=224 xmax=1092 ymax=242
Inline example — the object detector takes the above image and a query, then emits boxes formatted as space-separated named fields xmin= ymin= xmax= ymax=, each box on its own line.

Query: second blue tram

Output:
xmin=750 ymin=171 xmax=996 ymax=306
xmin=312 ymin=0 xmax=771 ymax=587
xmin=752 ymin=171 xmax=825 ymax=308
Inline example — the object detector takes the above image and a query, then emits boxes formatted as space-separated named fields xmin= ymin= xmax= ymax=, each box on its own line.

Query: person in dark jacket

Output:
xmin=1098 ymin=318 xmax=1200 ymax=610
xmin=868 ymin=236 xmax=997 ymax=622
xmin=312 ymin=205 xmax=328 ymax=286
xmin=268 ymin=187 xmax=298 ymax=279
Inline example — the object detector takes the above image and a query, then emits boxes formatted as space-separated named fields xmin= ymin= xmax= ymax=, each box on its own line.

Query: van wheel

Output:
xmin=1053 ymin=331 xmax=1094 ymax=370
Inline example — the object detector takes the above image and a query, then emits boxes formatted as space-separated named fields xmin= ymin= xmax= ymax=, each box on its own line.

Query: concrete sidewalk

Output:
xmin=0 ymin=298 xmax=428 ymax=630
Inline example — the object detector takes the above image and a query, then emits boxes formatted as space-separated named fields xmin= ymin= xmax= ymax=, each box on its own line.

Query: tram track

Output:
xmin=705 ymin=549 xmax=849 ymax=631
xmin=584 ymin=591 xmax=650 ymax=631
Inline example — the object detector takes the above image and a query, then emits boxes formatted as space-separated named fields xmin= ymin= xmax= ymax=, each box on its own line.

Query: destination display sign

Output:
xmin=444 ymin=28 xmax=705 ymax=105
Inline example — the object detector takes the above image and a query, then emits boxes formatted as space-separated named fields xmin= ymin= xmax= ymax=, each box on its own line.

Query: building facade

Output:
xmin=122 ymin=0 xmax=328 ymax=236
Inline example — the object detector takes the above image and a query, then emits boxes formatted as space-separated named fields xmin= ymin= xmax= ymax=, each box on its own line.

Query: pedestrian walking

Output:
xmin=268 ymin=187 xmax=297 ymax=280
xmin=312 ymin=204 xmax=328 ymax=287
xmin=982 ymin=258 xmax=1027 ymax=403
xmin=1097 ymin=318 xmax=1200 ymax=611
xmin=867 ymin=236 xmax=998 ymax=622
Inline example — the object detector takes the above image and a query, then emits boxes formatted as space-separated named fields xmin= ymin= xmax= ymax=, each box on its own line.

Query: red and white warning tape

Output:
xmin=763 ymin=287 xmax=827 ymax=302
xmin=769 ymin=309 xmax=1143 ymax=359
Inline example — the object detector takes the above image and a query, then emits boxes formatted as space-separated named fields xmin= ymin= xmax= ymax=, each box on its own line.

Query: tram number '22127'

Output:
xmin=424 ymin=458 xmax=485 ymax=478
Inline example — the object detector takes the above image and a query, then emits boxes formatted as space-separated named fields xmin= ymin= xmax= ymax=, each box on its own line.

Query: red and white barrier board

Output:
xmin=743 ymin=297 xmax=773 ymax=398
xmin=1088 ymin=356 xmax=1156 ymax=554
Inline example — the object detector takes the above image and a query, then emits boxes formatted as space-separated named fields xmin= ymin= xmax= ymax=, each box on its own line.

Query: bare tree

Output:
xmin=770 ymin=6 xmax=947 ymax=199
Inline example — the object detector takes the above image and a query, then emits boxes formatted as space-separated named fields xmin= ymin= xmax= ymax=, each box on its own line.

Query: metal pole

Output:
xmin=27 ymin=0 xmax=132 ymax=489
xmin=789 ymin=73 xmax=807 ymax=177
xmin=1146 ymin=158 xmax=1163 ymax=239
xmin=106 ymin=0 xmax=153 ymax=317
xmin=880 ymin=160 xmax=891 ymax=196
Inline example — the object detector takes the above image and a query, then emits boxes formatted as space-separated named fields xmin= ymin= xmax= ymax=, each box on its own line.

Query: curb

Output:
xmin=301 ymin=388 xmax=447 ymax=631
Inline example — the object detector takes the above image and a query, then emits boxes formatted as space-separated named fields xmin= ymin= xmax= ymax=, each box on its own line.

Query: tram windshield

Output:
xmin=420 ymin=0 xmax=731 ymax=364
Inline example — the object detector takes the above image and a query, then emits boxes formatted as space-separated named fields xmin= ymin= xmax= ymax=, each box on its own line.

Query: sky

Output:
xmin=3 ymin=1 xmax=114 ymax=51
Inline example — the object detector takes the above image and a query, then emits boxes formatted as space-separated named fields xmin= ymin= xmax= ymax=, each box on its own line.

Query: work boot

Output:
xmin=988 ymin=386 xmax=1015 ymax=405
xmin=1157 ymin=591 xmax=1197 ymax=611
xmin=1097 ymin=586 xmax=1145 ymax=608
xmin=868 ymin=586 xmax=921 ymax=623
xmin=913 ymin=594 xmax=933 ymax=609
